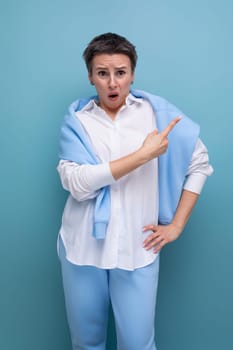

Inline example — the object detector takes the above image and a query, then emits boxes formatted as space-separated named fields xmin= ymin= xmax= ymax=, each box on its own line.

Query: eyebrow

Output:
xmin=95 ymin=66 xmax=128 ymax=70
xmin=115 ymin=66 xmax=128 ymax=70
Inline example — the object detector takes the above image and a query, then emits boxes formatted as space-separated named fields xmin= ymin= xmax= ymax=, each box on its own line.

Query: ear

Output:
xmin=88 ymin=73 xmax=94 ymax=85
xmin=131 ymin=72 xmax=135 ymax=85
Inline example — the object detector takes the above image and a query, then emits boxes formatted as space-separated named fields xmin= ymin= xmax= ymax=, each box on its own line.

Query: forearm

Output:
xmin=171 ymin=189 xmax=199 ymax=233
xmin=171 ymin=138 xmax=213 ymax=233
xmin=110 ymin=148 xmax=149 ymax=180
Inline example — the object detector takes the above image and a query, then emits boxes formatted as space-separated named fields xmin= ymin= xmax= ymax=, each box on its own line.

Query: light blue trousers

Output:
xmin=59 ymin=238 xmax=159 ymax=350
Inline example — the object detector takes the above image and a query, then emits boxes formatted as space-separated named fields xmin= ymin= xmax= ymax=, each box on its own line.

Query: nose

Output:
xmin=108 ymin=73 xmax=117 ymax=88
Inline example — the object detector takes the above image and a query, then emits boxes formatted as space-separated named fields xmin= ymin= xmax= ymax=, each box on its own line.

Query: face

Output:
xmin=89 ymin=54 xmax=134 ymax=118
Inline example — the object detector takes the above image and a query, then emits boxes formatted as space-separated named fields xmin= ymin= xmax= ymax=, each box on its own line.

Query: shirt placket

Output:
xmin=109 ymin=119 xmax=122 ymax=266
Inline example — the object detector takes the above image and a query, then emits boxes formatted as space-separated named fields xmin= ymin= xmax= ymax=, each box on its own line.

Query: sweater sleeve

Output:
xmin=57 ymin=160 xmax=116 ymax=202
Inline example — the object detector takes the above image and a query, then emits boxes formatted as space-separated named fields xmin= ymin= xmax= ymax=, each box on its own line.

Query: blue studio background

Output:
xmin=0 ymin=1 xmax=232 ymax=349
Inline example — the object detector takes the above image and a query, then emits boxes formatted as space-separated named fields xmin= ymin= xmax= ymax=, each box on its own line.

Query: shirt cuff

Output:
xmin=183 ymin=173 xmax=207 ymax=194
xmin=84 ymin=163 xmax=116 ymax=191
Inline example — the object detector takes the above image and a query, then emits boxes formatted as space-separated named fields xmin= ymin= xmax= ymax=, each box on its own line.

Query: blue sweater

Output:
xmin=59 ymin=89 xmax=200 ymax=239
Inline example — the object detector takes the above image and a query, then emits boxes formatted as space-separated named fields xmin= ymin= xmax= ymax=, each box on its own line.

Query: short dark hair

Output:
xmin=83 ymin=32 xmax=138 ymax=73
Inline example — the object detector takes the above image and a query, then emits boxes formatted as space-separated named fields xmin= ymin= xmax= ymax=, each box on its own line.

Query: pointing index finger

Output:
xmin=161 ymin=116 xmax=182 ymax=138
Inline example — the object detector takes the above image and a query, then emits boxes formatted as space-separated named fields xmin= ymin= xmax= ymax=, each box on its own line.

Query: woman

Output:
xmin=57 ymin=32 xmax=213 ymax=350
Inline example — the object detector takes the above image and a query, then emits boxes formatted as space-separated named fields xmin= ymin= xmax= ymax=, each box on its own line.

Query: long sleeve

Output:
xmin=183 ymin=138 xmax=213 ymax=194
xmin=57 ymin=160 xmax=116 ymax=201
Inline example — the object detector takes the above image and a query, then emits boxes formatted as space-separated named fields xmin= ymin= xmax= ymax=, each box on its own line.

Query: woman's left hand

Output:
xmin=143 ymin=223 xmax=182 ymax=254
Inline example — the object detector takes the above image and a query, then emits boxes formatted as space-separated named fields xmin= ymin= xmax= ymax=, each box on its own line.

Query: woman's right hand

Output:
xmin=140 ymin=116 xmax=181 ymax=161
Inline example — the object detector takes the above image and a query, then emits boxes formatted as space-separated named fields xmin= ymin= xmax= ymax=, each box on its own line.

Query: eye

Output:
xmin=97 ymin=70 xmax=108 ymax=77
xmin=116 ymin=70 xmax=126 ymax=76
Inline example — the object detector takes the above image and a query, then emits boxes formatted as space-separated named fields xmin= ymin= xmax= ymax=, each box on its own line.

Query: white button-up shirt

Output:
xmin=57 ymin=94 xmax=213 ymax=270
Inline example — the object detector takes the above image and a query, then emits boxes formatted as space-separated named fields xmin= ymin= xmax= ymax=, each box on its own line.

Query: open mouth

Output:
xmin=108 ymin=93 xmax=119 ymax=100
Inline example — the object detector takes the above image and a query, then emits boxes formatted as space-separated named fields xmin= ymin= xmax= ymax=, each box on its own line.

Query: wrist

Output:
xmin=136 ymin=146 xmax=151 ymax=164
xmin=170 ymin=221 xmax=183 ymax=237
